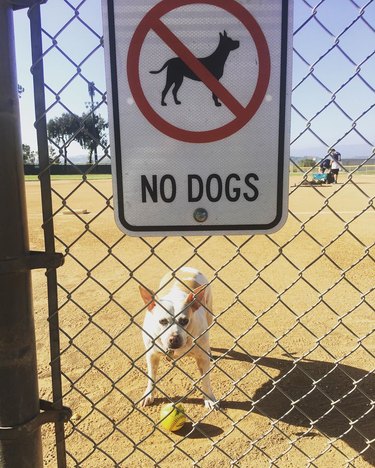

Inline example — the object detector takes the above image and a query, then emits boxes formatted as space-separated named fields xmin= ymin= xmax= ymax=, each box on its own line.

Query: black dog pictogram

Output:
xmin=150 ymin=31 xmax=240 ymax=107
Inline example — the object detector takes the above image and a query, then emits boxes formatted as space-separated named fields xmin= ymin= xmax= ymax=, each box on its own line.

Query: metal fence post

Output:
xmin=28 ymin=3 xmax=69 ymax=466
xmin=0 ymin=0 xmax=43 ymax=465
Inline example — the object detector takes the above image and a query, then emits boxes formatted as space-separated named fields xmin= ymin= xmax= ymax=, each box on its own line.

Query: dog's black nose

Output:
xmin=168 ymin=334 xmax=182 ymax=349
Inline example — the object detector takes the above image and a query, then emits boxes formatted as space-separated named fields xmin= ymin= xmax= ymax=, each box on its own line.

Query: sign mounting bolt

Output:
xmin=194 ymin=208 xmax=208 ymax=223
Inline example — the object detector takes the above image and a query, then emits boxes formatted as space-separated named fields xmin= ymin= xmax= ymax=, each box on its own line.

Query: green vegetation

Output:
xmin=298 ymin=158 xmax=317 ymax=167
xmin=22 ymin=144 xmax=38 ymax=165
xmin=47 ymin=112 xmax=108 ymax=165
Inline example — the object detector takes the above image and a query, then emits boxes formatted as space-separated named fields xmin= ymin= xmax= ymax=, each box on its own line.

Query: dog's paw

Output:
xmin=204 ymin=398 xmax=220 ymax=410
xmin=141 ymin=393 xmax=155 ymax=407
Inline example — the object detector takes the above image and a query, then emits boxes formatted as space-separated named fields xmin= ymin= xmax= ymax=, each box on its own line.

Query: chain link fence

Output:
xmin=18 ymin=0 xmax=375 ymax=466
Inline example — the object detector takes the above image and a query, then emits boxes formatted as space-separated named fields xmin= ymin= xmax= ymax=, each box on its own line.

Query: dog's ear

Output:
xmin=223 ymin=30 xmax=228 ymax=37
xmin=186 ymin=284 xmax=206 ymax=312
xmin=139 ymin=285 xmax=156 ymax=311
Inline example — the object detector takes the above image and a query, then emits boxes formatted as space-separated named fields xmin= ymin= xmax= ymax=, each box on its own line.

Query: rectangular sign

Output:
xmin=102 ymin=0 xmax=293 ymax=236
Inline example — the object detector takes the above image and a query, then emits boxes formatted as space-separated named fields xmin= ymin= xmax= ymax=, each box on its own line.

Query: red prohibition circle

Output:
xmin=127 ymin=0 xmax=271 ymax=143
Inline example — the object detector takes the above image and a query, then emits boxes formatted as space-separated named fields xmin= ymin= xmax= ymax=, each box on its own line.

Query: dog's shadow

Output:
xmin=212 ymin=348 xmax=375 ymax=464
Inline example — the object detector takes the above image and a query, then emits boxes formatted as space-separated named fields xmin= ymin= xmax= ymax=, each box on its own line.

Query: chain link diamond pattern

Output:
xmin=25 ymin=0 xmax=375 ymax=466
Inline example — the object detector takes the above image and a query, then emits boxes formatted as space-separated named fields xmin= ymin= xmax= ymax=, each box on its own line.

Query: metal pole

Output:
xmin=0 ymin=0 xmax=43 ymax=466
xmin=29 ymin=4 xmax=68 ymax=466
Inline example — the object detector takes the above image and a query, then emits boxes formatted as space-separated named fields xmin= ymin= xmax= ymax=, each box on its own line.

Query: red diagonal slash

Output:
xmin=127 ymin=0 xmax=271 ymax=143
xmin=152 ymin=19 xmax=245 ymax=117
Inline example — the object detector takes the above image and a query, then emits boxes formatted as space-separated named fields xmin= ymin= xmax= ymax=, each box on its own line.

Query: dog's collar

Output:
xmin=165 ymin=349 xmax=175 ymax=361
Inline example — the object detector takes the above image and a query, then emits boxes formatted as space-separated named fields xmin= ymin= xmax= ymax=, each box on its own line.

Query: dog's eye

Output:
xmin=159 ymin=318 xmax=169 ymax=326
xmin=178 ymin=317 xmax=189 ymax=327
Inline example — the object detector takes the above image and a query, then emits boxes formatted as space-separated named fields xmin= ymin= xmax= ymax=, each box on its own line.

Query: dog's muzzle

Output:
xmin=168 ymin=334 xmax=182 ymax=349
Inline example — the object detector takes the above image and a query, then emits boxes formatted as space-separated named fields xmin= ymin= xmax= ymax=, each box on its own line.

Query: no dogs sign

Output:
xmin=102 ymin=0 xmax=293 ymax=236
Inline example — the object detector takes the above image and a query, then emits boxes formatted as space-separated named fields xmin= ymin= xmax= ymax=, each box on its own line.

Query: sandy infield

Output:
xmin=25 ymin=173 xmax=374 ymax=467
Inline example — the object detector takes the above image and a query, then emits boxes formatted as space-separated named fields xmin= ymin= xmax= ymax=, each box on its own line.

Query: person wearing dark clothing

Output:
xmin=319 ymin=158 xmax=331 ymax=173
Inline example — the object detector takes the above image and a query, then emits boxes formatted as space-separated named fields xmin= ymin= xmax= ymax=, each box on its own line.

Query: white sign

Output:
xmin=102 ymin=0 xmax=293 ymax=236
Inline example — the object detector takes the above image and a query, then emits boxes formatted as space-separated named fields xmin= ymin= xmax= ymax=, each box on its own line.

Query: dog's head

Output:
xmin=139 ymin=284 xmax=207 ymax=352
xmin=219 ymin=30 xmax=240 ymax=52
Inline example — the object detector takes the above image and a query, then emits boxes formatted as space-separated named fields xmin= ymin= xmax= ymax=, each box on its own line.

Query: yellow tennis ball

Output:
xmin=160 ymin=403 xmax=186 ymax=432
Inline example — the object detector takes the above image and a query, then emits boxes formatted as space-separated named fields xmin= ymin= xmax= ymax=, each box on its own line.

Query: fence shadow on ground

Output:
xmin=213 ymin=348 xmax=375 ymax=464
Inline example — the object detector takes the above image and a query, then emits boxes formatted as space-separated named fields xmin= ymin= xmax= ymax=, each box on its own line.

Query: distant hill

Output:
xmin=291 ymin=143 xmax=373 ymax=159
xmin=68 ymin=147 xmax=373 ymax=165
xmin=68 ymin=154 xmax=111 ymax=165
xmin=291 ymin=156 xmax=375 ymax=166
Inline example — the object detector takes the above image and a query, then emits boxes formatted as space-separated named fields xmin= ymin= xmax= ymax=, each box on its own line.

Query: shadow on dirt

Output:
xmin=213 ymin=348 xmax=375 ymax=464
xmin=175 ymin=421 xmax=224 ymax=439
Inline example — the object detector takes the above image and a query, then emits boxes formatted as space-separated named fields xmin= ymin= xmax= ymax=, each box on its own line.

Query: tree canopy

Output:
xmin=76 ymin=112 xmax=108 ymax=164
xmin=22 ymin=144 xmax=37 ymax=165
xmin=47 ymin=112 xmax=108 ymax=164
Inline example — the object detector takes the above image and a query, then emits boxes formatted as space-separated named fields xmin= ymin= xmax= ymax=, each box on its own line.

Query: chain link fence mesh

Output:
xmin=19 ymin=0 xmax=375 ymax=466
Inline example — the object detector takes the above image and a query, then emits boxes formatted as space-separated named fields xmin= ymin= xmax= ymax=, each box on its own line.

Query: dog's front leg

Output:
xmin=141 ymin=350 xmax=160 ymax=407
xmin=195 ymin=349 xmax=219 ymax=410
xmin=212 ymin=92 xmax=222 ymax=107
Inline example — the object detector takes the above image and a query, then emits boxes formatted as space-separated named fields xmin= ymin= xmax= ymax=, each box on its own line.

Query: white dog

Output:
xmin=139 ymin=267 xmax=218 ymax=409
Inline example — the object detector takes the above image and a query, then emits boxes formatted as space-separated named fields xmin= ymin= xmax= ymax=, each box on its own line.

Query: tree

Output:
xmin=22 ymin=144 xmax=37 ymax=165
xmin=47 ymin=113 xmax=80 ymax=165
xmin=47 ymin=111 xmax=108 ymax=165
xmin=76 ymin=112 xmax=108 ymax=164
xmin=49 ymin=146 xmax=61 ymax=165
xmin=22 ymin=143 xmax=60 ymax=165
xmin=300 ymin=158 xmax=316 ymax=168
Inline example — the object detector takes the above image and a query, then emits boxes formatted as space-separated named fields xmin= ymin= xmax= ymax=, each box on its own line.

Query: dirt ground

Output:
xmin=25 ymin=173 xmax=374 ymax=467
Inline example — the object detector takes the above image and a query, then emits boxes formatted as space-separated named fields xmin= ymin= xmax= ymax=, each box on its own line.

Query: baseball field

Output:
xmin=26 ymin=172 xmax=374 ymax=467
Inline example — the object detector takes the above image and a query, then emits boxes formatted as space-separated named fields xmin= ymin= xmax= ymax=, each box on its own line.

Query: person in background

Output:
xmin=329 ymin=148 xmax=341 ymax=183
xmin=319 ymin=157 xmax=331 ymax=173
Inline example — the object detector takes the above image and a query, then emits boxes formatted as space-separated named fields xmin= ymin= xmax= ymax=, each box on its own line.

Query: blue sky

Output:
xmin=14 ymin=0 xmax=375 ymax=159
xmin=291 ymin=0 xmax=375 ymax=158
